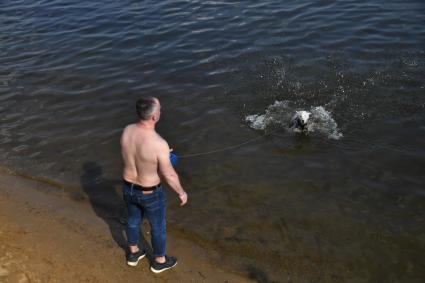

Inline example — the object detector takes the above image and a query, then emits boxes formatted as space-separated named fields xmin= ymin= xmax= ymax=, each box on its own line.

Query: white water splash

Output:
xmin=245 ymin=101 xmax=290 ymax=130
xmin=245 ymin=100 xmax=343 ymax=140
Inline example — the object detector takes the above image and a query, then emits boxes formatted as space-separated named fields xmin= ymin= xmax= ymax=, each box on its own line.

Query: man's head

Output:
xmin=136 ymin=97 xmax=161 ymax=122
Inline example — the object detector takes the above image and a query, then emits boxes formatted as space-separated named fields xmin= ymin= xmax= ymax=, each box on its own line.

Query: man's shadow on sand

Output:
xmin=80 ymin=162 xmax=154 ymax=260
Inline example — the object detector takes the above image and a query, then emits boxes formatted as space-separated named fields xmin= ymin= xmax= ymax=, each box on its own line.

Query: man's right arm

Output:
xmin=157 ymin=140 xmax=187 ymax=206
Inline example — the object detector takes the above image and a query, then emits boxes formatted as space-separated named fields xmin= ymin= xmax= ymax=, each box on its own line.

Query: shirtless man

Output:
xmin=120 ymin=97 xmax=188 ymax=273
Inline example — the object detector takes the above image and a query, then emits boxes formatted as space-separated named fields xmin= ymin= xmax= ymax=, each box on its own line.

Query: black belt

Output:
xmin=124 ymin=180 xmax=161 ymax=191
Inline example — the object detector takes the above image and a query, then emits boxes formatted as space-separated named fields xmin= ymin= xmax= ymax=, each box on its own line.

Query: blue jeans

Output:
xmin=123 ymin=181 xmax=167 ymax=257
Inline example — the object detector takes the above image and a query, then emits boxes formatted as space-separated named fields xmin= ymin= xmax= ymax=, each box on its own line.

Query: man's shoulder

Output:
xmin=122 ymin=123 xmax=135 ymax=133
xmin=153 ymin=132 xmax=168 ymax=147
xmin=148 ymin=133 xmax=168 ymax=154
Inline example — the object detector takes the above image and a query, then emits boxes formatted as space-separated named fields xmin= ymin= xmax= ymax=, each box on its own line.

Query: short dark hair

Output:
xmin=136 ymin=97 xmax=157 ymax=120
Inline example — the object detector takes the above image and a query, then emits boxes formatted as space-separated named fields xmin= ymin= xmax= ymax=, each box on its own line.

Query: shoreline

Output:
xmin=0 ymin=167 xmax=252 ymax=282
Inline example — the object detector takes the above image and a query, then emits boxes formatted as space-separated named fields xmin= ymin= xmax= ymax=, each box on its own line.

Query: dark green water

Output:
xmin=1 ymin=0 xmax=424 ymax=281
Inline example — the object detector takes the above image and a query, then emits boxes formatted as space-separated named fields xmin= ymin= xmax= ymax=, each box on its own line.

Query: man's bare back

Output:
xmin=121 ymin=123 xmax=165 ymax=187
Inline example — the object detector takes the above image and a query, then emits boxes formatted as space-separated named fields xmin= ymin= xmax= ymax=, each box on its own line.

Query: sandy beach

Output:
xmin=0 ymin=169 xmax=253 ymax=283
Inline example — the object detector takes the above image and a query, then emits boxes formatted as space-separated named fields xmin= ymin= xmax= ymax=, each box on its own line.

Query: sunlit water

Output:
xmin=1 ymin=0 xmax=425 ymax=281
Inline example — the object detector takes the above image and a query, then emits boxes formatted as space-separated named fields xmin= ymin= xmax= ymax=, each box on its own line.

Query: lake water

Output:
xmin=1 ymin=0 xmax=425 ymax=281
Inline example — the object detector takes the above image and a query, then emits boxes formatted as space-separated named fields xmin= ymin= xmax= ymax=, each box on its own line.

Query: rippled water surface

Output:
xmin=1 ymin=0 xmax=425 ymax=281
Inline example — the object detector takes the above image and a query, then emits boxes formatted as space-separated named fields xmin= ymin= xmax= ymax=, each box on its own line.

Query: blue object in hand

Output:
xmin=170 ymin=151 xmax=178 ymax=167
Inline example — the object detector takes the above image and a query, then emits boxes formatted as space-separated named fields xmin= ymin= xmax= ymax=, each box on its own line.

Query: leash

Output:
xmin=179 ymin=129 xmax=277 ymax=158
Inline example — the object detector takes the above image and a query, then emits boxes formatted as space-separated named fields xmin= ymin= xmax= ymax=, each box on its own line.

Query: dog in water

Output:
xmin=289 ymin=110 xmax=311 ymax=131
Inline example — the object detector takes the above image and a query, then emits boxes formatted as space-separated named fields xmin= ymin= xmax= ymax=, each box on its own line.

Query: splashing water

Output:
xmin=308 ymin=106 xmax=343 ymax=140
xmin=245 ymin=101 xmax=291 ymax=130
xmin=245 ymin=100 xmax=343 ymax=140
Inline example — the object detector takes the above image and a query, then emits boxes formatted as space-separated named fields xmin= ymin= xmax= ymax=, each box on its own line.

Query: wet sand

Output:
xmin=0 ymin=170 xmax=252 ymax=283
